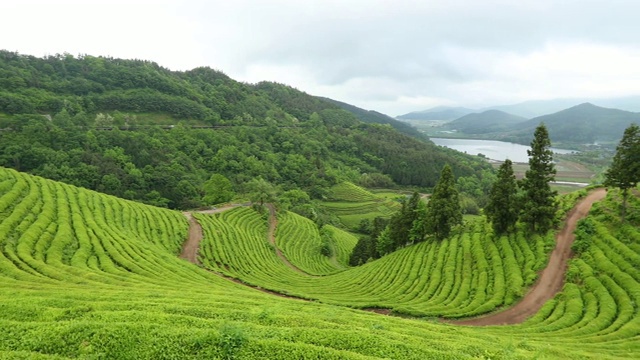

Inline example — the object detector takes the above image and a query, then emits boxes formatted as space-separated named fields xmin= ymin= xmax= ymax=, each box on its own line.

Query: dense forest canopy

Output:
xmin=0 ymin=50 xmax=491 ymax=209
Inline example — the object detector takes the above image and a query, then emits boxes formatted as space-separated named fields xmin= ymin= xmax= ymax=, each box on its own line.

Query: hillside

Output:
xmin=446 ymin=110 xmax=527 ymax=134
xmin=504 ymin=103 xmax=640 ymax=145
xmin=396 ymin=106 xmax=474 ymax=121
xmin=1 ymin=167 xmax=638 ymax=358
xmin=320 ymin=182 xmax=401 ymax=230
xmin=0 ymin=50 xmax=490 ymax=209
xmin=318 ymin=97 xmax=426 ymax=139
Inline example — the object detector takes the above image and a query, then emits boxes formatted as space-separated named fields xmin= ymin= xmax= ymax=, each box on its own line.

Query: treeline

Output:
xmin=350 ymin=165 xmax=462 ymax=265
xmin=0 ymin=109 xmax=489 ymax=210
xmin=351 ymin=124 xmax=566 ymax=265
xmin=0 ymin=51 xmax=492 ymax=210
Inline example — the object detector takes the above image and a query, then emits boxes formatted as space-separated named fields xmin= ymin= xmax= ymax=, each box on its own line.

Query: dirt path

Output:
xmin=179 ymin=190 xmax=606 ymax=322
xmin=180 ymin=203 xmax=311 ymax=275
xmin=454 ymin=188 xmax=607 ymax=326
xmin=179 ymin=204 xmax=243 ymax=265
xmin=265 ymin=204 xmax=312 ymax=275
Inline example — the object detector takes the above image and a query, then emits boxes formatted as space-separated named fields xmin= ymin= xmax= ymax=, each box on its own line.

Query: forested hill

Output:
xmin=503 ymin=103 xmax=640 ymax=145
xmin=316 ymin=97 xmax=426 ymax=139
xmin=446 ymin=110 xmax=527 ymax=134
xmin=0 ymin=50 xmax=489 ymax=209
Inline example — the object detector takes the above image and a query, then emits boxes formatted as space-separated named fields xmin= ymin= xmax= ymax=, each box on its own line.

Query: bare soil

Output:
xmin=179 ymin=203 xmax=313 ymax=301
xmin=178 ymin=190 xmax=606 ymax=324
xmin=454 ymin=188 xmax=606 ymax=326
xmin=179 ymin=204 xmax=243 ymax=265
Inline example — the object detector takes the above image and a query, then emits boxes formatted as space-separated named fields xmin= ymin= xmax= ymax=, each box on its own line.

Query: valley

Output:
xmin=1 ymin=166 xmax=638 ymax=359
xmin=0 ymin=51 xmax=639 ymax=359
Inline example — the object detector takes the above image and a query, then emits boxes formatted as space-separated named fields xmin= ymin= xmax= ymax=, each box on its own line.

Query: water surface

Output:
xmin=431 ymin=138 xmax=575 ymax=163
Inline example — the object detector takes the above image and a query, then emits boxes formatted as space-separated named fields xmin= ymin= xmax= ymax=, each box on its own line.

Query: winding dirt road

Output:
xmin=179 ymin=204 xmax=244 ymax=265
xmin=454 ymin=188 xmax=606 ymax=326
xmin=180 ymin=203 xmax=310 ymax=275
xmin=179 ymin=189 xmax=606 ymax=324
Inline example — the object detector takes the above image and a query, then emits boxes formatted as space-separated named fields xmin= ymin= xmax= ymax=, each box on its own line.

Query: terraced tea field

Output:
xmin=0 ymin=167 xmax=638 ymax=359
xmin=321 ymin=182 xmax=402 ymax=230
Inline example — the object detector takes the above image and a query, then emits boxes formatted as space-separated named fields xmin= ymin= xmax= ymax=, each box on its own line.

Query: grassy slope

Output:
xmin=0 ymin=167 xmax=638 ymax=359
xmin=321 ymin=182 xmax=402 ymax=230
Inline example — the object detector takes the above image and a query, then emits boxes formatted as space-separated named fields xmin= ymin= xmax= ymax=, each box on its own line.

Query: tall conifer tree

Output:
xmin=520 ymin=123 xmax=557 ymax=233
xmin=425 ymin=164 xmax=462 ymax=240
xmin=604 ymin=123 xmax=640 ymax=221
xmin=485 ymin=159 xmax=519 ymax=234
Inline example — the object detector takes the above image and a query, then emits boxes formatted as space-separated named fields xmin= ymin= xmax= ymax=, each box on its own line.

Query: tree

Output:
xmin=388 ymin=192 xmax=422 ymax=248
xmin=485 ymin=159 xmax=519 ymax=234
xmin=520 ymin=123 xmax=557 ymax=233
xmin=245 ymin=177 xmax=277 ymax=206
xmin=425 ymin=164 xmax=462 ymax=240
xmin=604 ymin=123 xmax=640 ymax=221
xmin=376 ymin=226 xmax=394 ymax=256
xmin=350 ymin=217 xmax=389 ymax=265
xmin=409 ymin=200 xmax=429 ymax=242
xmin=202 ymin=174 xmax=235 ymax=205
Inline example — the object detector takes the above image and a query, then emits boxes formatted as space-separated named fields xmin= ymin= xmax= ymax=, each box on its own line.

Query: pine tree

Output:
xmin=388 ymin=192 xmax=422 ymax=248
xmin=520 ymin=123 xmax=557 ymax=233
xmin=604 ymin=123 xmax=640 ymax=221
xmin=425 ymin=164 xmax=462 ymax=240
xmin=409 ymin=200 xmax=429 ymax=243
xmin=376 ymin=226 xmax=394 ymax=256
xmin=485 ymin=159 xmax=519 ymax=234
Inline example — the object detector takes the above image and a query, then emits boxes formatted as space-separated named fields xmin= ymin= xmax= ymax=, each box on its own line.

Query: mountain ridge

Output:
xmin=0 ymin=50 xmax=489 ymax=208
xmin=446 ymin=109 xmax=527 ymax=134
xmin=502 ymin=102 xmax=640 ymax=144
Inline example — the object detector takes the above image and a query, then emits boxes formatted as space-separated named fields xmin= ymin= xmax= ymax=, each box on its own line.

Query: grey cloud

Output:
xmin=181 ymin=0 xmax=640 ymax=113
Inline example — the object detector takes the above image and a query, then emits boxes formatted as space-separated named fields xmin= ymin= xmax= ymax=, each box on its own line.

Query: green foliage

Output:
xmin=218 ymin=324 xmax=247 ymax=360
xmin=320 ymin=97 xmax=428 ymax=140
xmin=375 ymin=226 xmax=394 ymax=256
xmin=409 ymin=200 xmax=429 ymax=242
xmin=319 ymin=227 xmax=333 ymax=257
xmin=425 ymin=164 xmax=462 ymax=240
xmin=385 ymin=192 xmax=423 ymax=248
xmin=279 ymin=189 xmax=311 ymax=209
xmin=321 ymin=182 xmax=400 ymax=230
xmin=459 ymin=194 xmax=480 ymax=215
xmin=275 ymin=211 xmax=343 ymax=275
xmin=203 ymin=174 xmax=235 ymax=205
xmin=0 ymin=167 xmax=638 ymax=359
xmin=572 ymin=217 xmax=596 ymax=255
xmin=485 ymin=159 xmax=519 ymax=234
xmin=0 ymin=51 xmax=492 ymax=210
xmin=245 ymin=178 xmax=277 ymax=206
xmin=604 ymin=123 xmax=640 ymax=220
xmin=349 ymin=217 xmax=388 ymax=265
xmin=357 ymin=172 xmax=395 ymax=188
xmin=520 ymin=123 xmax=558 ymax=233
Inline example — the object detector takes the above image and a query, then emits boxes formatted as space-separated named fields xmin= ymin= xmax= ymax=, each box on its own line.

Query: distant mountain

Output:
xmin=396 ymin=106 xmax=474 ymax=121
xmin=483 ymin=96 xmax=640 ymax=118
xmin=482 ymin=99 xmax=588 ymax=118
xmin=446 ymin=110 xmax=527 ymax=134
xmin=503 ymin=103 xmax=640 ymax=145
xmin=319 ymin=97 xmax=427 ymax=139
xmin=591 ymin=96 xmax=640 ymax=112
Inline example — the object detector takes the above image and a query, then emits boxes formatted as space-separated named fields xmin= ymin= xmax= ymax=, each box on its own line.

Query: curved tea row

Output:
xmin=0 ymin=167 xmax=637 ymax=358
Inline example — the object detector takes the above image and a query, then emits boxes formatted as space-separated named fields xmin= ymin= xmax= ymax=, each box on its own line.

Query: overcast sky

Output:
xmin=2 ymin=0 xmax=639 ymax=116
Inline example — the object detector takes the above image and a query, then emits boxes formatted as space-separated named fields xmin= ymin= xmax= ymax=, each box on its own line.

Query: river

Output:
xmin=430 ymin=138 xmax=576 ymax=163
